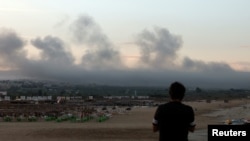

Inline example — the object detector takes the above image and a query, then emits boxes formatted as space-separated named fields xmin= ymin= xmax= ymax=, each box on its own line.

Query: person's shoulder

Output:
xmin=157 ymin=102 xmax=169 ymax=109
xmin=181 ymin=103 xmax=193 ymax=109
xmin=157 ymin=103 xmax=166 ymax=108
xmin=162 ymin=102 xmax=173 ymax=107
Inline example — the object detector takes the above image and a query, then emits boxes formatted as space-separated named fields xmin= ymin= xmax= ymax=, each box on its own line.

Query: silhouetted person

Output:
xmin=152 ymin=81 xmax=195 ymax=141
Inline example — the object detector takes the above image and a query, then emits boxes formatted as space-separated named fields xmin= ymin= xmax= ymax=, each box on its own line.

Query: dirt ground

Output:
xmin=0 ymin=99 xmax=249 ymax=141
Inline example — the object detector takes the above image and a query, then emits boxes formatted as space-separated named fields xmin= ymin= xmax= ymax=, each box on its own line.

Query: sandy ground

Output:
xmin=0 ymin=99 xmax=249 ymax=141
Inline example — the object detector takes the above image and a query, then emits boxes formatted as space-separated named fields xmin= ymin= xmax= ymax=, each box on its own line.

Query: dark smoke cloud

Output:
xmin=0 ymin=28 xmax=27 ymax=69
xmin=0 ymin=28 xmax=78 ymax=81
xmin=0 ymin=16 xmax=249 ymax=89
xmin=182 ymin=57 xmax=233 ymax=72
xmin=31 ymin=36 xmax=74 ymax=64
xmin=82 ymin=48 xmax=121 ymax=69
xmin=70 ymin=15 xmax=122 ymax=69
xmin=136 ymin=27 xmax=182 ymax=68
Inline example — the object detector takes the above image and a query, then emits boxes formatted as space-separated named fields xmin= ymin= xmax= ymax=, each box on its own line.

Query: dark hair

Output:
xmin=169 ymin=81 xmax=186 ymax=100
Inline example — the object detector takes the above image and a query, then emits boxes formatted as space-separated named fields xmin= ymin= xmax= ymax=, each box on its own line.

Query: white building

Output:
xmin=0 ymin=91 xmax=7 ymax=96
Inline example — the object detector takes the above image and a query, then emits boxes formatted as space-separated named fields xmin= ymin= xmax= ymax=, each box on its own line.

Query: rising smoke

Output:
xmin=70 ymin=15 xmax=122 ymax=70
xmin=0 ymin=15 xmax=249 ymax=89
xmin=136 ymin=27 xmax=182 ymax=69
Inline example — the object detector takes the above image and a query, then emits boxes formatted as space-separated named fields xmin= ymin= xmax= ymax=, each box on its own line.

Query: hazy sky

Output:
xmin=0 ymin=0 xmax=250 ymax=88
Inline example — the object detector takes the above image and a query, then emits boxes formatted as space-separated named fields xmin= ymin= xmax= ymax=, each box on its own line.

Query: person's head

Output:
xmin=169 ymin=81 xmax=186 ymax=101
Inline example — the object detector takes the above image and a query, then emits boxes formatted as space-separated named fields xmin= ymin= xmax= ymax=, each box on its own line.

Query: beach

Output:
xmin=0 ymin=99 xmax=249 ymax=141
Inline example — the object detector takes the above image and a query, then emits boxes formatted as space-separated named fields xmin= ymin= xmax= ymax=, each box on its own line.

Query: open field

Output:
xmin=0 ymin=99 xmax=250 ymax=141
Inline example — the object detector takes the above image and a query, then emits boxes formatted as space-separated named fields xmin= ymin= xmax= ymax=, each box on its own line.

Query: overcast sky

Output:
xmin=0 ymin=0 xmax=250 ymax=89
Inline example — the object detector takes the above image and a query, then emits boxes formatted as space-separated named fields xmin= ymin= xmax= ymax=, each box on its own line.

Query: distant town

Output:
xmin=0 ymin=79 xmax=249 ymax=123
xmin=0 ymin=79 xmax=249 ymax=102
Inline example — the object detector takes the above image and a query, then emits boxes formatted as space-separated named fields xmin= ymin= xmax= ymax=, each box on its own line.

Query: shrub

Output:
xmin=4 ymin=116 xmax=12 ymax=122
xmin=97 ymin=115 xmax=109 ymax=122
xmin=28 ymin=116 xmax=37 ymax=122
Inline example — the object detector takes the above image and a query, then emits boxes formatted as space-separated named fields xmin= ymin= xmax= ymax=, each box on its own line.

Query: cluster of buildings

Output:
xmin=0 ymin=89 xmax=151 ymax=104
